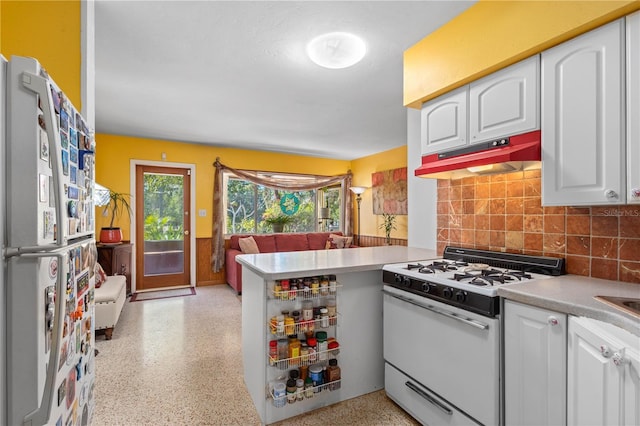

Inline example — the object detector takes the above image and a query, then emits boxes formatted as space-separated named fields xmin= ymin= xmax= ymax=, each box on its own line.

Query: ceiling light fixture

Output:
xmin=306 ymin=32 xmax=366 ymax=69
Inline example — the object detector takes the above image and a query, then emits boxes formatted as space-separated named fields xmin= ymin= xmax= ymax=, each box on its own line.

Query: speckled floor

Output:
xmin=94 ymin=285 xmax=419 ymax=425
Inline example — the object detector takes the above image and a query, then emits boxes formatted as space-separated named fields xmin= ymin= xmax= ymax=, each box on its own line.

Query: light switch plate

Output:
xmin=198 ymin=209 xmax=207 ymax=217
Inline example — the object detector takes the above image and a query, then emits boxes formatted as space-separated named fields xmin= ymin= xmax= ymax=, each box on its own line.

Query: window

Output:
xmin=223 ymin=171 xmax=344 ymax=235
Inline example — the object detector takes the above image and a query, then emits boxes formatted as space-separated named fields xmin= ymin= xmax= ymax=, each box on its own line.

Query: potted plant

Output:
xmin=379 ymin=213 xmax=397 ymax=245
xmin=264 ymin=214 xmax=294 ymax=233
xmin=99 ymin=191 xmax=133 ymax=244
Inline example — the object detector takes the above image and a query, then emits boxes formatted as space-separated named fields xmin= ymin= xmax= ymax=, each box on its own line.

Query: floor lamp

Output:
xmin=350 ymin=186 xmax=366 ymax=246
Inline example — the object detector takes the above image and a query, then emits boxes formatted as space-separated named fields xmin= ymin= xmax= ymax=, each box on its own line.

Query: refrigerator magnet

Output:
xmin=70 ymin=166 xmax=77 ymax=184
xmin=60 ymin=109 xmax=69 ymax=132
xmin=60 ymin=130 xmax=69 ymax=149
xmin=70 ymin=128 xmax=78 ymax=148
xmin=57 ymin=379 xmax=66 ymax=406
xmin=70 ymin=145 xmax=78 ymax=164
xmin=39 ymin=174 xmax=49 ymax=202
xmin=39 ymin=128 xmax=49 ymax=161
xmin=65 ymin=368 xmax=75 ymax=409
xmin=51 ymin=86 xmax=61 ymax=113
xmin=61 ymin=150 xmax=69 ymax=175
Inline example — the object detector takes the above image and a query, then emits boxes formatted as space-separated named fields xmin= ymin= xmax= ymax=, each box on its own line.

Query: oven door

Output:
xmin=383 ymin=285 xmax=500 ymax=426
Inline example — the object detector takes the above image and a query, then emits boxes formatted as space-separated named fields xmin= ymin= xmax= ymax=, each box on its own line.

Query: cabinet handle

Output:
xmin=612 ymin=350 xmax=629 ymax=366
xmin=405 ymin=381 xmax=453 ymax=416
xmin=605 ymin=189 xmax=618 ymax=199
xmin=600 ymin=345 xmax=612 ymax=358
xmin=547 ymin=316 xmax=559 ymax=326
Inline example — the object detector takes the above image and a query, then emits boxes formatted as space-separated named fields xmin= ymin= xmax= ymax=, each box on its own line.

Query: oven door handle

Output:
xmin=405 ymin=381 xmax=453 ymax=416
xmin=382 ymin=290 xmax=489 ymax=330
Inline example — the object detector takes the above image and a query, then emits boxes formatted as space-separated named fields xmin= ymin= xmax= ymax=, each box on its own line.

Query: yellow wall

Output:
xmin=1 ymin=1 xmax=82 ymax=108
xmin=404 ymin=0 xmax=640 ymax=108
xmin=350 ymin=145 xmax=408 ymax=240
xmin=95 ymin=134 xmax=352 ymax=239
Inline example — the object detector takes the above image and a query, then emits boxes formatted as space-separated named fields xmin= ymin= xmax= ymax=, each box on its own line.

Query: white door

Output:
xmin=542 ymin=19 xmax=625 ymax=206
xmin=469 ymin=56 xmax=540 ymax=144
xmin=568 ymin=316 xmax=640 ymax=426
xmin=628 ymin=11 xmax=640 ymax=204
xmin=504 ymin=300 xmax=566 ymax=426
xmin=421 ymin=86 xmax=468 ymax=155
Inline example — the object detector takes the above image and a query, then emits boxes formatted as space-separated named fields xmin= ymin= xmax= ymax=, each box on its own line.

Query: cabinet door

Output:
xmin=420 ymin=86 xmax=468 ymax=155
xmin=504 ymin=300 xmax=566 ymax=426
xmin=542 ymin=19 xmax=625 ymax=206
xmin=568 ymin=316 xmax=640 ymax=426
xmin=628 ymin=12 xmax=640 ymax=204
xmin=469 ymin=56 xmax=539 ymax=145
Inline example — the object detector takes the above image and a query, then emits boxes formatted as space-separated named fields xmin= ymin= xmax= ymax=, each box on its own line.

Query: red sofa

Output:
xmin=225 ymin=232 xmax=348 ymax=294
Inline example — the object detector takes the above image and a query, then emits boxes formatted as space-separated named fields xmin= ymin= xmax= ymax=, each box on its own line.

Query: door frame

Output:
xmin=129 ymin=159 xmax=196 ymax=293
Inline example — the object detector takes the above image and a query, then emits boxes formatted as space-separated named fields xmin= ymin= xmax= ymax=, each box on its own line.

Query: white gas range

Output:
xmin=382 ymin=246 xmax=565 ymax=425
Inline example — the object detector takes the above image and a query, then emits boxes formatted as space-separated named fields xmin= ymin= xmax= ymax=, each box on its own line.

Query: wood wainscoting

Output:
xmin=357 ymin=235 xmax=408 ymax=247
xmin=196 ymin=237 xmax=227 ymax=286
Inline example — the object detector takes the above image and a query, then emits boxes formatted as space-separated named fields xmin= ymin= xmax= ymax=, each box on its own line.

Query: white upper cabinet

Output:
xmin=420 ymin=86 xmax=468 ymax=155
xmin=542 ymin=19 xmax=626 ymax=206
xmin=567 ymin=316 xmax=640 ymax=426
xmin=628 ymin=11 xmax=640 ymax=204
xmin=469 ymin=56 xmax=540 ymax=144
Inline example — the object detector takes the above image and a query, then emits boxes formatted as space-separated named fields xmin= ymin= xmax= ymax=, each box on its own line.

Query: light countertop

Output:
xmin=498 ymin=275 xmax=640 ymax=337
xmin=235 ymin=245 xmax=438 ymax=280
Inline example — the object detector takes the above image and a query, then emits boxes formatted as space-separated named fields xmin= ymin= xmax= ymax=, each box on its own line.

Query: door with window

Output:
xmin=135 ymin=165 xmax=191 ymax=290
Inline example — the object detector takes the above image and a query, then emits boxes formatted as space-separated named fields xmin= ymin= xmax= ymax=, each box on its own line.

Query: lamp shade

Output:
xmin=349 ymin=186 xmax=367 ymax=195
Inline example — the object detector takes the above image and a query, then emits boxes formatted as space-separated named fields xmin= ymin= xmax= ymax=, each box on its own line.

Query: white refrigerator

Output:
xmin=1 ymin=55 xmax=97 ymax=426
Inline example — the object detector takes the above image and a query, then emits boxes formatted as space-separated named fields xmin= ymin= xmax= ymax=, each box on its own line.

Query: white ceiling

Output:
xmin=95 ymin=0 xmax=475 ymax=160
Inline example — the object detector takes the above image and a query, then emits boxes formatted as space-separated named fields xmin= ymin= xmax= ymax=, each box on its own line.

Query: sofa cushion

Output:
xmin=275 ymin=233 xmax=309 ymax=251
xmin=239 ymin=236 xmax=260 ymax=254
xmin=329 ymin=233 xmax=353 ymax=249
xmin=253 ymin=235 xmax=277 ymax=253
xmin=308 ymin=232 xmax=335 ymax=249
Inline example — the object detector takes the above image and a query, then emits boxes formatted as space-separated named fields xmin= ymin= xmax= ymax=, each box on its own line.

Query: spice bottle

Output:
xmin=327 ymin=358 xmax=341 ymax=390
xmin=274 ymin=281 xmax=282 ymax=299
xmin=304 ymin=377 xmax=314 ymax=398
xmin=306 ymin=337 xmax=317 ymax=362
xmin=289 ymin=281 xmax=297 ymax=300
xmin=320 ymin=308 xmax=329 ymax=328
xmin=309 ymin=364 xmax=323 ymax=393
xmin=288 ymin=336 xmax=301 ymax=366
xmin=276 ymin=315 xmax=285 ymax=335
xmin=296 ymin=378 xmax=304 ymax=401
xmin=326 ymin=296 xmax=337 ymax=326
xmin=311 ymin=278 xmax=320 ymax=295
xmin=277 ymin=339 xmax=288 ymax=369
xmin=269 ymin=340 xmax=278 ymax=366
xmin=273 ymin=382 xmax=286 ymax=407
xmin=316 ymin=331 xmax=328 ymax=361
xmin=329 ymin=275 xmax=337 ymax=294
xmin=284 ymin=317 xmax=295 ymax=336
xmin=320 ymin=276 xmax=329 ymax=296
xmin=280 ymin=280 xmax=290 ymax=300
xmin=286 ymin=379 xmax=297 ymax=404
xmin=299 ymin=364 xmax=309 ymax=381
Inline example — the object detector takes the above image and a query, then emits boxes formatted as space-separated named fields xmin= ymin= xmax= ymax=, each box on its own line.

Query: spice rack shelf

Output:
xmin=268 ymin=285 xmax=342 ymax=301
xmin=268 ymin=348 xmax=340 ymax=370
xmin=269 ymin=379 xmax=343 ymax=408
xmin=268 ymin=315 xmax=338 ymax=337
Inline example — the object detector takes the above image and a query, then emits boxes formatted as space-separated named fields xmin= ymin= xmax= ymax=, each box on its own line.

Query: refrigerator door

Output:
xmin=6 ymin=239 xmax=96 ymax=426
xmin=6 ymin=56 xmax=95 ymax=251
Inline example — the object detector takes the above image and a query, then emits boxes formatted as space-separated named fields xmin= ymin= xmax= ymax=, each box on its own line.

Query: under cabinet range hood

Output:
xmin=415 ymin=130 xmax=542 ymax=179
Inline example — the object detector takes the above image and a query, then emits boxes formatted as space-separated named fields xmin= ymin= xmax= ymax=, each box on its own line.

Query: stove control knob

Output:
xmin=394 ymin=274 xmax=403 ymax=284
xmin=421 ymin=283 xmax=431 ymax=293
xmin=403 ymin=277 xmax=412 ymax=287
xmin=455 ymin=291 xmax=467 ymax=302
xmin=443 ymin=287 xmax=454 ymax=299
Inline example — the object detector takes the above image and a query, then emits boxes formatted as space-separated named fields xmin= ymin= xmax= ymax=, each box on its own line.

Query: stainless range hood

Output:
xmin=415 ymin=130 xmax=542 ymax=180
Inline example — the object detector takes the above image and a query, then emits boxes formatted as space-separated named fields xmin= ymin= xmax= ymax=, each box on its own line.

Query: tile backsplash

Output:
xmin=436 ymin=170 xmax=640 ymax=284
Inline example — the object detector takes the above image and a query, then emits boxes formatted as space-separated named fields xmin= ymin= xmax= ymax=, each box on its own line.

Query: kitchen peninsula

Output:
xmin=237 ymin=245 xmax=437 ymax=424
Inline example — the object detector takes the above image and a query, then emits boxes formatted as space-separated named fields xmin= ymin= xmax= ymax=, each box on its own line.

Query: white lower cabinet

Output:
xmin=504 ymin=300 xmax=567 ymax=425
xmin=568 ymin=316 xmax=640 ymax=426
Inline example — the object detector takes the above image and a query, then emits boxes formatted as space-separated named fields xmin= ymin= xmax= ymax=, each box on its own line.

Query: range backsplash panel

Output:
xmin=436 ymin=170 xmax=640 ymax=284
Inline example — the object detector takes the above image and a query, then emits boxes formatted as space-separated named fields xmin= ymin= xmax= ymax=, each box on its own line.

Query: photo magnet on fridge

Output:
xmin=70 ymin=145 xmax=78 ymax=164
xmin=40 ymin=128 xmax=49 ymax=161
xmin=60 ymin=109 xmax=69 ymax=132
xmin=70 ymin=166 xmax=77 ymax=184
xmin=61 ymin=150 xmax=69 ymax=175
xmin=60 ymin=130 xmax=69 ymax=149
xmin=70 ymin=128 xmax=78 ymax=148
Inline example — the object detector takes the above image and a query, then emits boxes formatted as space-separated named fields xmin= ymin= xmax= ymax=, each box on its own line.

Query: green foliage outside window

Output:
xmin=143 ymin=174 xmax=184 ymax=241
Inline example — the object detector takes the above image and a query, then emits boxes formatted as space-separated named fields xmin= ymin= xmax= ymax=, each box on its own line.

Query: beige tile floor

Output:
xmin=94 ymin=285 xmax=419 ymax=425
